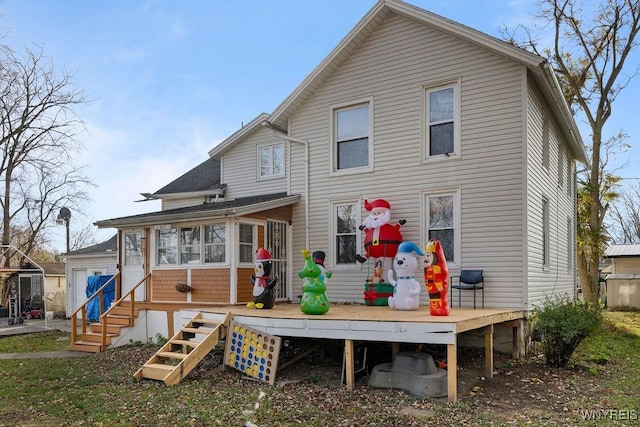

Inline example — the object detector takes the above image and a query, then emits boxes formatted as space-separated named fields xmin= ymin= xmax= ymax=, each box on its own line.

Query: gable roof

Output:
xmin=95 ymin=192 xmax=299 ymax=228
xmin=266 ymin=0 xmax=586 ymax=163
xmin=66 ymin=234 xmax=118 ymax=257
xmin=208 ymin=113 xmax=269 ymax=158
xmin=605 ymin=244 xmax=640 ymax=258
xmin=142 ymin=156 xmax=225 ymax=200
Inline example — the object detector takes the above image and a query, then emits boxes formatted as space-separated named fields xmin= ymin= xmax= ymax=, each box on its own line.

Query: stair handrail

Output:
xmin=100 ymin=273 xmax=151 ymax=350
xmin=70 ymin=273 xmax=121 ymax=344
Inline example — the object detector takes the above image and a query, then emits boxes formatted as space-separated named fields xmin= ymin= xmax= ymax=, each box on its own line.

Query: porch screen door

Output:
xmin=266 ymin=220 xmax=288 ymax=300
xmin=122 ymin=230 xmax=145 ymax=301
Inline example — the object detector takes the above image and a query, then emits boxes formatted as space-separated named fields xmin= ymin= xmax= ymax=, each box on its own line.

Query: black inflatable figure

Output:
xmin=247 ymin=248 xmax=278 ymax=309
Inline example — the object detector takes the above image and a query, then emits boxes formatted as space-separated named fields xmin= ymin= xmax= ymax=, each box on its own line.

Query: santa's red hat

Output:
xmin=255 ymin=248 xmax=272 ymax=261
xmin=364 ymin=198 xmax=391 ymax=211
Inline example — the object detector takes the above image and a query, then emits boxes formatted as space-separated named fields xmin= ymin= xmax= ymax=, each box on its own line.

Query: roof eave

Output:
xmin=208 ymin=113 xmax=270 ymax=158
xmin=94 ymin=195 xmax=299 ymax=229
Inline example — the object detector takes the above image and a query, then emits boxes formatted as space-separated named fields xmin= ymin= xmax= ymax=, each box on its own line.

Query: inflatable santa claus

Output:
xmin=355 ymin=198 xmax=405 ymax=276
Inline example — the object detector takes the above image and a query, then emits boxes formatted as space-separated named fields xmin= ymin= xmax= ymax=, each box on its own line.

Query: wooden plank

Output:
xmin=484 ymin=325 xmax=494 ymax=378
xmin=447 ymin=342 xmax=457 ymax=402
xmin=344 ymin=339 xmax=355 ymax=391
xmin=157 ymin=351 xmax=188 ymax=360
xmin=171 ymin=339 xmax=198 ymax=347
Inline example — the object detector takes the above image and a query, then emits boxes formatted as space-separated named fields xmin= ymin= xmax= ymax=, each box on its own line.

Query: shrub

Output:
xmin=532 ymin=295 xmax=603 ymax=367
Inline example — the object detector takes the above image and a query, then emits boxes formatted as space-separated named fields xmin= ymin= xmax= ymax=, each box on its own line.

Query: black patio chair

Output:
xmin=450 ymin=269 xmax=484 ymax=309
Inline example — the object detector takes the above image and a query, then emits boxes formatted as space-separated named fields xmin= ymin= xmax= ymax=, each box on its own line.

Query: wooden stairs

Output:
xmin=134 ymin=312 xmax=231 ymax=386
xmin=70 ymin=305 xmax=139 ymax=353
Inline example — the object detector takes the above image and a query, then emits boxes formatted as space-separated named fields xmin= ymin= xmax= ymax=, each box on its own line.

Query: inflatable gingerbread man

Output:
xmin=424 ymin=239 xmax=450 ymax=316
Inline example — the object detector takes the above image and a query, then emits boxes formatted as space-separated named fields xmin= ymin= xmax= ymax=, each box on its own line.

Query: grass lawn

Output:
xmin=0 ymin=311 xmax=638 ymax=426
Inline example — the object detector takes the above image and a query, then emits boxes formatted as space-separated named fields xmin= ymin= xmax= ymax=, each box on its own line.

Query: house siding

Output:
xmin=65 ymin=254 xmax=118 ymax=318
xmin=221 ymin=126 xmax=288 ymax=200
xmin=526 ymin=85 xmax=576 ymax=310
xmin=285 ymin=14 xmax=527 ymax=308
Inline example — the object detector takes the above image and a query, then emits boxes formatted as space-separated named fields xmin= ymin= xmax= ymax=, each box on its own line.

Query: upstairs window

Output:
xmin=259 ymin=143 xmax=284 ymax=179
xmin=426 ymin=82 xmax=459 ymax=158
xmin=332 ymin=100 xmax=372 ymax=173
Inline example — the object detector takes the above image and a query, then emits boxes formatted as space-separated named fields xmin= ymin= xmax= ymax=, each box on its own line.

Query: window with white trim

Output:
xmin=204 ymin=224 xmax=225 ymax=263
xmin=558 ymin=146 xmax=564 ymax=188
xmin=425 ymin=83 xmax=459 ymax=158
xmin=333 ymin=102 xmax=371 ymax=171
xmin=157 ymin=223 xmax=226 ymax=265
xmin=258 ymin=143 xmax=284 ymax=179
xmin=542 ymin=118 xmax=550 ymax=169
xmin=333 ymin=202 xmax=359 ymax=265
xmin=425 ymin=191 xmax=459 ymax=263
xmin=542 ymin=197 xmax=550 ymax=269
xmin=238 ymin=223 xmax=255 ymax=264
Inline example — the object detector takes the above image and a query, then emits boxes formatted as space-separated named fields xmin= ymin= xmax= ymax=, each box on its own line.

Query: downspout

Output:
xmin=262 ymin=121 xmax=310 ymax=249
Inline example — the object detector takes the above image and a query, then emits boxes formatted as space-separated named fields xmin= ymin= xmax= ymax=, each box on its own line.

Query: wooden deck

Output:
xmin=197 ymin=303 xmax=524 ymax=402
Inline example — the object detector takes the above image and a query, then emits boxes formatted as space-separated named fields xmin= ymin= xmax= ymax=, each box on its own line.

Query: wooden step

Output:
xmin=192 ymin=318 xmax=221 ymax=326
xmin=105 ymin=314 xmax=132 ymax=326
xmin=108 ymin=306 xmax=139 ymax=317
xmin=71 ymin=340 xmax=103 ymax=353
xmin=90 ymin=323 xmax=126 ymax=334
xmin=157 ymin=351 xmax=189 ymax=360
xmin=135 ymin=312 xmax=231 ymax=386
xmin=170 ymin=339 xmax=198 ymax=347
xmin=181 ymin=327 xmax=214 ymax=334
xmin=138 ymin=363 xmax=174 ymax=381
xmin=80 ymin=332 xmax=117 ymax=345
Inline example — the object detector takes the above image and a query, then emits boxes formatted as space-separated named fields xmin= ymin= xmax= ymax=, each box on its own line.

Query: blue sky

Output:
xmin=2 ymin=0 xmax=639 ymax=251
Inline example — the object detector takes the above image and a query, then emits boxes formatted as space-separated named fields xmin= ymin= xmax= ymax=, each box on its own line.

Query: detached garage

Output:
xmin=604 ymin=244 xmax=640 ymax=309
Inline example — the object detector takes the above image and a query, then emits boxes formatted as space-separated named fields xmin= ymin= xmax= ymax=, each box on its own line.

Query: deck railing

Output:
xmin=100 ymin=273 xmax=151 ymax=349
xmin=70 ymin=273 xmax=120 ymax=343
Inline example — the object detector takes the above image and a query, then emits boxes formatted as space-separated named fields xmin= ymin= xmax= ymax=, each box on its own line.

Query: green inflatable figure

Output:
xmin=298 ymin=248 xmax=330 ymax=315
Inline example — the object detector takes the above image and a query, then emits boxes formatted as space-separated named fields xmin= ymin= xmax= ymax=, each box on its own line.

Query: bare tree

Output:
xmin=609 ymin=181 xmax=640 ymax=244
xmin=0 ymin=45 xmax=93 ymax=267
xmin=503 ymin=0 xmax=640 ymax=304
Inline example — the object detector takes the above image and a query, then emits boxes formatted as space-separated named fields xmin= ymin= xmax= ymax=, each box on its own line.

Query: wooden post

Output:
xmin=392 ymin=342 xmax=400 ymax=359
xmin=484 ymin=325 xmax=494 ymax=378
xmin=447 ymin=341 xmax=457 ymax=402
xmin=344 ymin=339 xmax=355 ymax=390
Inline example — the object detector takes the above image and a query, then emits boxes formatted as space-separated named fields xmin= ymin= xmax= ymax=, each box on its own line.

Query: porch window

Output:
xmin=334 ymin=202 xmax=359 ymax=265
xmin=124 ymin=231 xmax=142 ymax=265
xmin=157 ymin=227 xmax=178 ymax=265
xmin=425 ymin=191 xmax=459 ymax=263
xmin=259 ymin=143 xmax=284 ymax=179
xmin=239 ymin=223 xmax=254 ymax=263
xmin=180 ymin=226 xmax=201 ymax=264
xmin=425 ymin=82 xmax=459 ymax=158
xmin=332 ymin=100 xmax=372 ymax=173
xmin=156 ymin=223 xmax=226 ymax=265
xmin=204 ymin=224 xmax=225 ymax=263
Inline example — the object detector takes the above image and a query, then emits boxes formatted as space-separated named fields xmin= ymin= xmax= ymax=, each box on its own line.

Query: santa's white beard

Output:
xmin=361 ymin=209 xmax=391 ymax=229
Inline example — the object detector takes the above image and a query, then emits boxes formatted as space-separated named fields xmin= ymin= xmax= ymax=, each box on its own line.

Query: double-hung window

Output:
xmin=425 ymin=190 xmax=459 ymax=264
xmin=332 ymin=100 xmax=372 ymax=173
xmin=425 ymin=82 xmax=459 ymax=158
xmin=238 ymin=223 xmax=254 ymax=263
xmin=333 ymin=201 xmax=359 ymax=265
xmin=258 ymin=143 xmax=284 ymax=179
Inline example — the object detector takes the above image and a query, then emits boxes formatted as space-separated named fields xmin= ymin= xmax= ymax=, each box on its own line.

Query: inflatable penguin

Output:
xmin=247 ymin=248 xmax=278 ymax=309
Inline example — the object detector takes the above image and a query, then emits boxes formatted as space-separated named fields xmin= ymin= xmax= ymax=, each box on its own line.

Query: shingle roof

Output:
xmin=66 ymin=234 xmax=118 ymax=256
xmin=153 ymin=157 xmax=222 ymax=195
xmin=605 ymin=244 xmax=640 ymax=257
xmin=95 ymin=193 xmax=299 ymax=228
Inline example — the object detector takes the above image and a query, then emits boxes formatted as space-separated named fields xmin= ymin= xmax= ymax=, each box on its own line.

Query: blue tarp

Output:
xmin=86 ymin=275 xmax=115 ymax=322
